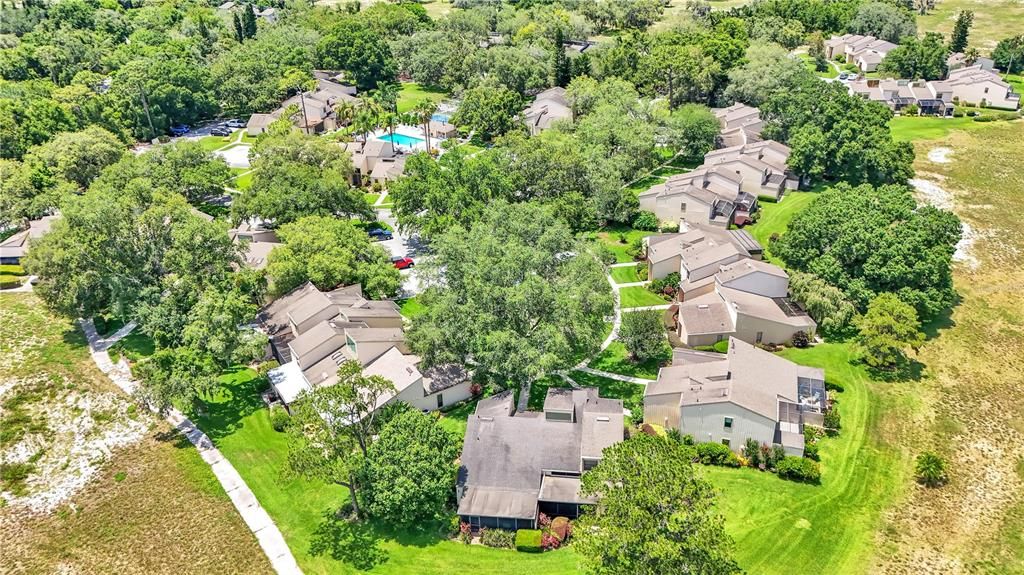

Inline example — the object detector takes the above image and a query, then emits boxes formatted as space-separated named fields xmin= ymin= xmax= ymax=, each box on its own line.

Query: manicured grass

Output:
xmin=704 ymin=342 xmax=910 ymax=574
xmin=888 ymin=115 xmax=993 ymax=142
xmin=618 ymin=286 xmax=669 ymax=308
xmin=609 ymin=265 xmax=641 ymax=285
xmin=231 ymin=170 xmax=253 ymax=191
xmin=623 ymin=174 xmax=665 ymax=196
xmin=799 ymin=53 xmax=838 ymax=79
xmin=593 ymin=225 xmax=648 ymax=264
xmin=396 ymin=82 xmax=447 ymax=114
xmin=0 ymin=264 xmax=26 ymax=275
xmin=397 ymin=297 xmax=426 ymax=319
xmin=191 ymin=369 xmax=578 ymax=574
xmin=651 ymin=164 xmax=691 ymax=178
xmin=108 ymin=333 xmax=156 ymax=363
xmin=747 ymin=191 xmax=816 ymax=263
xmin=1004 ymin=74 xmax=1024 ymax=95
xmin=567 ymin=370 xmax=646 ymax=414
xmin=198 ymin=134 xmax=234 ymax=152
xmin=364 ymin=192 xmax=381 ymax=207
xmin=587 ymin=340 xmax=668 ymax=380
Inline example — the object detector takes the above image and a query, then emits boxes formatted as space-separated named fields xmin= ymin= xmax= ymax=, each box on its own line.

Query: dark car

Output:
xmin=210 ymin=127 xmax=232 ymax=137
xmin=368 ymin=227 xmax=393 ymax=241
xmin=392 ymin=256 xmax=414 ymax=270
xmin=225 ymin=118 xmax=247 ymax=128
xmin=169 ymin=124 xmax=190 ymax=136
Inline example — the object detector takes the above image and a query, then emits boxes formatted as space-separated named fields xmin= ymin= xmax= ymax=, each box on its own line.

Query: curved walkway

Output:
xmin=79 ymin=319 xmax=302 ymax=575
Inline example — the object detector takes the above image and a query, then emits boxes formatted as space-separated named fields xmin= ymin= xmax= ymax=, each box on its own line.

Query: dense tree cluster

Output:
xmin=879 ymin=32 xmax=949 ymax=81
xmin=760 ymin=79 xmax=914 ymax=186
xmin=774 ymin=183 xmax=961 ymax=320
xmin=408 ymin=202 xmax=614 ymax=387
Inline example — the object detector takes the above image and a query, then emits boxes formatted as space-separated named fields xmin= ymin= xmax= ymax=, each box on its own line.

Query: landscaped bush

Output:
xmin=659 ymin=221 xmax=679 ymax=233
xmin=791 ymin=330 xmax=810 ymax=348
xmin=804 ymin=441 xmax=820 ymax=461
xmin=666 ymin=427 xmax=683 ymax=443
xmin=769 ymin=445 xmax=786 ymax=469
xmin=695 ymin=442 xmax=741 ymax=467
xmin=824 ymin=408 xmax=841 ymax=435
xmin=632 ymin=211 xmax=659 ymax=231
xmin=648 ymin=272 xmax=680 ymax=298
xmin=480 ymin=527 xmax=516 ymax=549
xmin=627 ymin=237 xmax=645 ymax=260
xmin=682 ymin=433 xmax=695 ymax=446
xmin=541 ymin=531 xmax=561 ymax=550
xmin=595 ymin=243 xmax=616 ymax=265
xmin=776 ymin=456 xmax=821 ymax=483
xmin=743 ymin=438 xmax=762 ymax=468
xmin=549 ymin=516 xmax=571 ymax=541
xmin=269 ymin=406 xmax=290 ymax=432
xmin=458 ymin=521 xmax=472 ymax=544
xmin=712 ymin=339 xmax=729 ymax=354
xmin=515 ymin=529 xmax=543 ymax=553
xmin=914 ymin=451 xmax=948 ymax=487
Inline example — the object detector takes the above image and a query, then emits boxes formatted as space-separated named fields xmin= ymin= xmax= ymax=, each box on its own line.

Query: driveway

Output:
xmin=375 ymin=207 xmax=427 ymax=297
xmin=214 ymin=143 xmax=252 ymax=168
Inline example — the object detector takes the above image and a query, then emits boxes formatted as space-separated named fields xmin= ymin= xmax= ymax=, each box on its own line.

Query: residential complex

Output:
xmin=342 ymin=139 xmax=407 ymax=186
xmin=825 ymin=34 xmax=897 ymax=72
xmin=246 ymin=72 xmax=358 ymax=136
xmin=714 ymin=103 xmax=763 ymax=147
xmin=849 ymin=65 xmax=1020 ymax=113
xmin=644 ymin=338 xmax=827 ymax=456
xmin=522 ymin=87 xmax=573 ymax=135
xmin=260 ymin=282 xmax=472 ymax=412
xmin=0 ymin=214 xmax=59 ymax=265
xmin=228 ymin=221 xmax=280 ymax=270
xmin=457 ymin=388 xmax=624 ymax=530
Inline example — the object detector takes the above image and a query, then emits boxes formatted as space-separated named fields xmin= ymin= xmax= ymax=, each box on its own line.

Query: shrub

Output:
xmin=824 ymin=409 xmax=841 ymax=434
xmin=768 ymin=445 xmax=787 ymax=469
xmin=648 ymin=272 xmax=680 ymax=298
xmin=804 ymin=441 xmax=820 ymax=461
xmin=626 ymin=237 xmax=646 ymax=260
xmin=681 ymin=433 xmax=695 ymax=446
xmin=541 ymin=532 xmax=561 ymax=550
xmin=776 ymin=456 xmax=821 ymax=483
xmin=480 ymin=527 xmax=516 ymax=548
xmin=458 ymin=521 xmax=472 ymax=544
xmin=257 ymin=360 xmax=280 ymax=378
xmin=595 ymin=243 xmax=616 ymax=266
xmin=549 ymin=516 xmax=571 ymax=541
xmin=630 ymin=410 xmax=644 ymax=426
xmin=269 ymin=406 xmax=290 ymax=432
xmin=695 ymin=442 xmax=741 ymax=467
xmin=666 ymin=428 xmax=683 ymax=443
xmin=743 ymin=438 xmax=762 ymax=468
xmin=538 ymin=512 xmax=552 ymax=528
xmin=712 ymin=339 xmax=730 ymax=353
xmin=617 ymin=232 xmax=628 ymax=243
xmin=469 ymin=383 xmax=483 ymax=396
xmin=915 ymin=452 xmax=948 ymax=487
xmin=636 ymin=262 xmax=648 ymax=279
xmin=659 ymin=221 xmax=679 ymax=233
xmin=791 ymin=330 xmax=810 ymax=348
xmin=515 ymin=529 xmax=543 ymax=553
xmin=952 ymin=109 xmax=964 ymax=118
xmin=632 ymin=210 xmax=659 ymax=231
xmin=903 ymin=103 xmax=919 ymax=116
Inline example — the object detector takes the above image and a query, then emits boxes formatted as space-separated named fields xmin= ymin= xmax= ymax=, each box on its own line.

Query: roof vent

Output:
xmin=698 ymin=304 xmax=709 ymax=310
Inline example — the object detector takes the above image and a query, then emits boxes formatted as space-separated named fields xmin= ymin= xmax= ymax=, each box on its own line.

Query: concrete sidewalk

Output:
xmin=79 ymin=319 xmax=302 ymax=575
xmin=573 ymin=366 xmax=654 ymax=385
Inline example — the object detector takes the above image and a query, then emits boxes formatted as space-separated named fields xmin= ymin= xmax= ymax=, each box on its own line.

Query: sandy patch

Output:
xmin=0 ymin=375 xmax=150 ymax=514
xmin=927 ymin=147 xmax=953 ymax=164
xmin=910 ymin=178 xmax=954 ymax=210
xmin=952 ymin=222 xmax=979 ymax=269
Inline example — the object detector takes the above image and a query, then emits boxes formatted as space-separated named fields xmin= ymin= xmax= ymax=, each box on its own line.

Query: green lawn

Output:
xmin=1005 ymin=74 xmax=1024 ymax=95
xmin=593 ymin=225 xmax=648 ymax=264
xmin=108 ymin=333 xmax=156 ymax=363
xmin=567 ymin=370 xmax=646 ymax=414
xmin=191 ymin=369 xmax=577 ymax=574
xmin=397 ymin=297 xmax=426 ymax=319
xmin=609 ymin=265 xmax=642 ymax=285
xmin=916 ymin=0 xmax=1024 ymax=48
xmin=364 ymin=192 xmax=381 ymax=207
xmin=587 ymin=340 xmax=668 ymax=380
xmin=623 ymin=174 xmax=665 ymax=196
xmin=230 ymin=170 xmax=253 ymax=191
xmin=0 ymin=264 xmax=25 ymax=275
xmin=704 ymin=343 xmax=910 ymax=574
xmin=747 ymin=191 xmax=816 ymax=262
xmin=198 ymin=134 xmax=234 ymax=151
xmin=396 ymin=82 xmax=447 ymax=114
xmin=618 ymin=286 xmax=669 ymax=308
xmin=888 ymin=115 xmax=992 ymax=142
xmin=799 ymin=53 xmax=838 ymax=79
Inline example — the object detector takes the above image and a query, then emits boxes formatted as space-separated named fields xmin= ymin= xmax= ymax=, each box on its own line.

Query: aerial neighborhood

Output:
xmin=1 ymin=1 xmax=1021 ymax=574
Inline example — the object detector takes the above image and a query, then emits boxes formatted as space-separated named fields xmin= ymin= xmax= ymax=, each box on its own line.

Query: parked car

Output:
xmin=392 ymin=256 xmax=414 ymax=269
xmin=839 ymin=72 xmax=848 ymax=80
xmin=225 ymin=118 xmax=247 ymax=128
xmin=368 ymin=227 xmax=393 ymax=241
xmin=210 ymin=127 xmax=231 ymax=137
xmin=169 ymin=124 xmax=190 ymax=136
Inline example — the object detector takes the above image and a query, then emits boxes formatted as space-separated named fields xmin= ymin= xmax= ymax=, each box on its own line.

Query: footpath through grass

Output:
xmin=705 ymin=343 xmax=910 ymax=574
xmin=191 ymin=368 xmax=577 ymax=574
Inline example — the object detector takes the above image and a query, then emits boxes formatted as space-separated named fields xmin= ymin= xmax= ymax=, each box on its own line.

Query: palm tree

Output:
xmin=413 ymin=99 xmax=436 ymax=152
xmin=334 ymin=100 xmax=356 ymax=130
xmin=375 ymin=82 xmax=400 ymax=114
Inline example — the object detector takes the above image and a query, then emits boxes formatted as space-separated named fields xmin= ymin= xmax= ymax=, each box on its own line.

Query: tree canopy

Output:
xmin=408 ymin=202 xmax=614 ymax=386
xmin=266 ymin=215 xmax=400 ymax=298
xmin=774 ymin=183 xmax=961 ymax=319
xmin=848 ymin=2 xmax=917 ymax=44
xmin=856 ymin=293 xmax=926 ymax=370
xmin=879 ymin=32 xmax=949 ymax=81
xmin=576 ymin=434 xmax=741 ymax=575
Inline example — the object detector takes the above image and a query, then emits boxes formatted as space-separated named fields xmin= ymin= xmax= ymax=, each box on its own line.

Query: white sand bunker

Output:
xmin=910 ymin=178 xmax=979 ymax=269
xmin=910 ymin=178 xmax=954 ymax=210
xmin=928 ymin=147 xmax=953 ymax=164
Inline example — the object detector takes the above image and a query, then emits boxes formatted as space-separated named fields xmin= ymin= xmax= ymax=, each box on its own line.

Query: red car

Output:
xmin=392 ymin=256 xmax=415 ymax=270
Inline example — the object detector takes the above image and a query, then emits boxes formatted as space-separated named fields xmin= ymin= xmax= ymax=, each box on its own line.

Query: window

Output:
xmin=680 ymin=202 xmax=687 ymax=212
xmin=721 ymin=438 xmax=731 ymax=447
xmin=724 ymin=417 xmax=733 ymax=430
xmin=436 ymin=393 xmax=444 ymax=408
xmin=756 ymin=331 xmax=763 ymax=344
xmin=984 ymin=87 xmax=989 ymax=94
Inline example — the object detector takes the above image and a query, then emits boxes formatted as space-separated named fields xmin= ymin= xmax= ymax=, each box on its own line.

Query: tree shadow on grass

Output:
xmin=191 ymin=366 xmax=267 ymax=442
xmin=921 ymin=299 xmax=959 ymax=341
xmin=310 ymin=509 xmax=389 ymax=570
xmin=864 ymin=357 xmax=926 ymax=383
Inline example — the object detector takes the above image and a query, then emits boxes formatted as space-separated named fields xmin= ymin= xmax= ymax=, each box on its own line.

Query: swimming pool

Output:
xmin=377 ymin=133 xmax=425 ymax=148
xmin=431 ymin=113 xmax=450 ymax=123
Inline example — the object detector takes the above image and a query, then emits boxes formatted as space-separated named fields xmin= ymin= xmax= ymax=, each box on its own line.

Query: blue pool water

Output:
xmin=377 ymin=133 xmax=425 ymax=147
xmin=431 ymin=113 xmax=450 ymax=123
